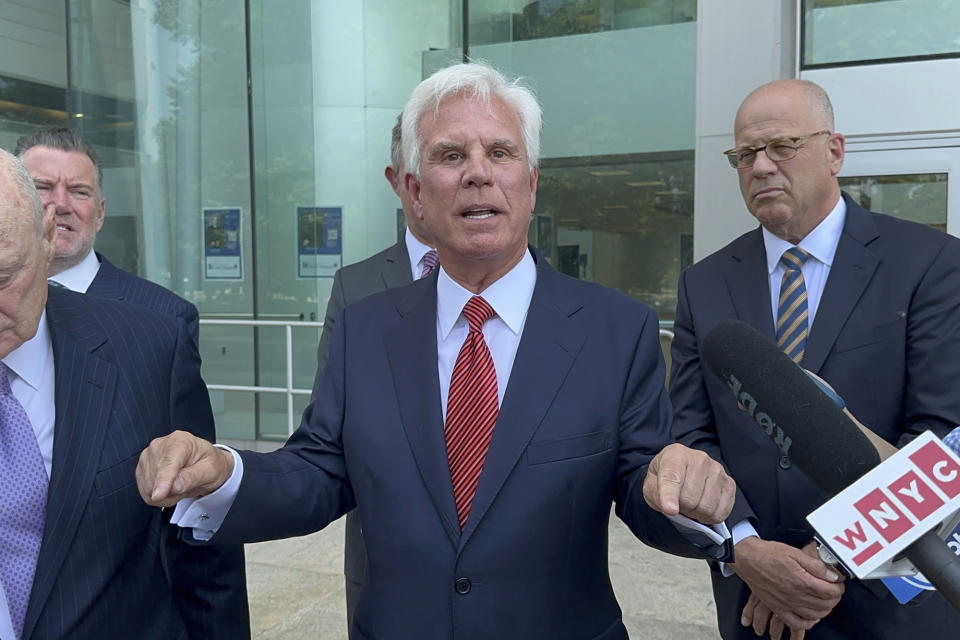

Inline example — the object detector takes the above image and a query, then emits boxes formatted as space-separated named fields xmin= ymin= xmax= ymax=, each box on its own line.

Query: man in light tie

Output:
xmin=311 ymin=114 xmax=437 ymax=636
xmin=0 ymin=148 xmax=242 ymax=639
xmin=14 ymin=126 xmax=249 ymax=637
xmin=137 ymin=61 xmax=737 ymax=639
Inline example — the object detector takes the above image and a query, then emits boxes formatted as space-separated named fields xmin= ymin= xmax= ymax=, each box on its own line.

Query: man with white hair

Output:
xmin=136 ymin=62 xmax=737 ymax=639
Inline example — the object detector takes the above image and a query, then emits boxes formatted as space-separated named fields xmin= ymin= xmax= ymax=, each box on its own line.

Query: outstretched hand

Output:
xmin=642 ymin=443 xmax=736 ymax=524
xmin=136 ymin=430 xmax=235 ymax=507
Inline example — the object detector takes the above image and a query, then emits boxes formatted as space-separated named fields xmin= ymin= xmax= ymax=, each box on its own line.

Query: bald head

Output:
xmin=736 ymin=79 xmax=835 ymax=135
xmin=0 ymin=149 xmax=44 ymax=237
xmin=0 ymin=148 xmax=57 ymax=358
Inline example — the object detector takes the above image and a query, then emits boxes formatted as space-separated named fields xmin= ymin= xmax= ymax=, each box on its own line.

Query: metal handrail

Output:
xmin=200 ymin=318 xmax=323 ymax=435
xmin=199 ymin=319 xmax=676 ymax=437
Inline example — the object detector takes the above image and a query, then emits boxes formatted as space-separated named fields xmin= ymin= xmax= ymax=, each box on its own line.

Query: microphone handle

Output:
xmin=905 ymin=529 xmax=960 ymax=613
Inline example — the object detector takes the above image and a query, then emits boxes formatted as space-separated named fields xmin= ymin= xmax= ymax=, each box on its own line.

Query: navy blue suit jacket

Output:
xmin=87 ymin=253 xmax=200 ymax=344
xmin=213 ymin=253 xmax=728 ymax=640
xmin=670 ymin=194 xmax=960 ymax=638
xmin=22 ymin=287 xmax=249 ymax=640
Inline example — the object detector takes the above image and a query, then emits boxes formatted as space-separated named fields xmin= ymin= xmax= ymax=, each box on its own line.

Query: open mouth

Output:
xmin=461 ymin=206 xmax=498 ymax=220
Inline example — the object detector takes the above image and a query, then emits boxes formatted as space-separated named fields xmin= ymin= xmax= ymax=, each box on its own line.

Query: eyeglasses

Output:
xmin=723 ymin=130 xmax=832 ymax=169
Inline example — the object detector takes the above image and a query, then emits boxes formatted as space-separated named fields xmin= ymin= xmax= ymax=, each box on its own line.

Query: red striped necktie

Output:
xmin=445 ymin=295 xmax=498 ymax=530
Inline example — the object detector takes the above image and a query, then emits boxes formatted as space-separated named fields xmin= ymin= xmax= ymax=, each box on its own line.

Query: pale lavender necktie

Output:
xmin=419 ymin=249 xmax=439 ymax=279
xmin=0 ymin=363 xmax=47 ymax=638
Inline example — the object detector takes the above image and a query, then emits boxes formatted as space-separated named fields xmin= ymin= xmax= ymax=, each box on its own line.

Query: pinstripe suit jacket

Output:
xmin=86 ymin=253 xmax=200 ymax=344
xmin=21 ymin=287 xmax=248 ymax=640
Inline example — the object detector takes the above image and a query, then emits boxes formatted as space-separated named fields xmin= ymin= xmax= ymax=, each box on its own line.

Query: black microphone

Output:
xmin=701 ymin=318 xmax=960 ymax=612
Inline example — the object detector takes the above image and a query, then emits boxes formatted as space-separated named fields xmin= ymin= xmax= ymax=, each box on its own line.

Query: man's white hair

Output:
xmin=401 ymin=62 xmax=542 ymax=177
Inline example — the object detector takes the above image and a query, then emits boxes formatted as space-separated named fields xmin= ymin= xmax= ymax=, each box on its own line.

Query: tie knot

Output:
xmin=419 ymin=249 xmax=439 ymax=279
xmin=462 ymin=296 xmax=495 ymax=333
xmin=780 ymin=247 xmax=809 ymax=271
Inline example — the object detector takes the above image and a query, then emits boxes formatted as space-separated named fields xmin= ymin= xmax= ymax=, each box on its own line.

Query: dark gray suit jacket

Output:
xmin=670 ymin=194 xmax=960 ymax=638
xmin=313 ymin=239 xmax=412 ymax=629
xmin=314 ymin=240 xmax=412 ymax=385
xmin=23 ymin=287 xmax=248 ymax=640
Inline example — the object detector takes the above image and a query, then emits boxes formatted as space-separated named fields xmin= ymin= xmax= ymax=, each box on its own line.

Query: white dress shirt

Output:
xmin=0 ymin=310 xmax=57 ymax=639
xmin=48 ymin=249 xmax=101 ymax=293
xmin=729 ymin=196 xmax=847 ymax=551
xmin=437 ymin=250 xmax=536 ymax=413
xmin=404 ymin=228 xmax=437 ymax=282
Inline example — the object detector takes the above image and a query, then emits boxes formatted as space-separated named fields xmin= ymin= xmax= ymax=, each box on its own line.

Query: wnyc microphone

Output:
xmin=700 ymin=319 xmax=960 ymax=612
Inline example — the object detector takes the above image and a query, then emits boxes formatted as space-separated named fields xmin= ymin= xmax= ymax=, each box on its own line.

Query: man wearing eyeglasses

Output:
xmin=670 ymin=78 xmax=960 ymax=639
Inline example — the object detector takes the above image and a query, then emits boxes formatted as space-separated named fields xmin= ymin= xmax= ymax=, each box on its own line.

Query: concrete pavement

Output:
xmin=243 ymin=512 xmax=723 ymax=639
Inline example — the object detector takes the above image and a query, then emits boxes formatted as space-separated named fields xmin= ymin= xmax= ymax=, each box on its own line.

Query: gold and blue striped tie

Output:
xmin=777 ymin=247 xmax=811 ymax=363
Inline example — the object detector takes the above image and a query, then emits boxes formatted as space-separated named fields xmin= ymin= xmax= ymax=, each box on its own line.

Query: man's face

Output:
xmin=734 ymin=86 xmax=844 ymax=243
xmin=0 ymin=188 xmax=56 ymax=359
xmin=408 ymin=95 xmax=537 ymax=287
xmin=21 ymin=146 xmax=105 ymax=272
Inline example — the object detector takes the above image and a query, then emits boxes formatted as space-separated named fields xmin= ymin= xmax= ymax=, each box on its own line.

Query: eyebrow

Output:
xmin=32 ymin=175 xmax=96 ymax=189
xmin=429 ymin=141 xmax=462 ymax=155
xmin=489 ymin=139 xmax=520 ymax=151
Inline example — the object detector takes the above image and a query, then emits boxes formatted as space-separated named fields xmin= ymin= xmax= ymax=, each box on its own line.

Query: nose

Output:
xmin=750 ymin=149 xmax=779 ymax=176
xmin=461 ymin=152 xmax=493 ymax=188
xmin=48 ymin=184 xmax=72 ymax=213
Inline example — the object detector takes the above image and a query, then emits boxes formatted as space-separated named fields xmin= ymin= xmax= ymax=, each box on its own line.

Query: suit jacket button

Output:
xmin=455 ymin=577 xmax=471 ymax=595
xmin=779 ymin=455 xmax=791 ymax=470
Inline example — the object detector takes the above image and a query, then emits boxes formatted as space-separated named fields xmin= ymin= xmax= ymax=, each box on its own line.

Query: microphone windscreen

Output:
xmin=701 ymin=319 xmax=881 ymax=496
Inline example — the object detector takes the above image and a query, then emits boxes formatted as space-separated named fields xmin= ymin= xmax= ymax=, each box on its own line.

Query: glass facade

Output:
xmin=0 ymin=0 xmax=696 ymax=438
xmin=463 ymin=0 xmax=698 ymax=320
xmin=803 ymin=0 xmax=960 ymax=67
xmin=2 ymin=2 xmax=956 ymax=440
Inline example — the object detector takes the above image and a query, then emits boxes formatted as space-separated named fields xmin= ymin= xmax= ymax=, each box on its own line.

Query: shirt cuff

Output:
xmin=719 ymin=519 xmax=760 ymax=577
xmin=665 ymin=513 xmax=732 ymax=561
xmin=170 ymin=445 xmax=243 ymax=541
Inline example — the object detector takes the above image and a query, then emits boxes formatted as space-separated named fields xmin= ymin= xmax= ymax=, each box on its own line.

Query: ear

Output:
xmin=827 ymin=133 xmax=846 ymax=177
xmin=406 ymin=172 xmax=426 ymax=221
xmin=384 ymin=165 xmax=398 ymax=190
xmin=529 ymin=166 xmax=539 ymax=213
xmin=95 ymin=193 xmax=106 ymax=232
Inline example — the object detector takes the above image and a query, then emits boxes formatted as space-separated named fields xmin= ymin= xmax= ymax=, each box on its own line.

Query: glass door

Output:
xmin=839 ymin=145 xmax=960 ymax=237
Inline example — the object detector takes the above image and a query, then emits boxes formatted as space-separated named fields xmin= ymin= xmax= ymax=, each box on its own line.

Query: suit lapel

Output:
xmin=384 ymin=277 xmax=461 ymax=548
xmin=727 ymin=229 xmax=776 ymax=340
xmin=803 ymin=196 xmax=880 ymax=372
xmin=23 ymin=291 xmax=117 ymax=640
xmin=381 ymin=241 xmax=413 ymax=289
xmin=85 ymin=253 xmax=124 ymax=301
xmin=459 ymin=260 xmax=586 ymax=549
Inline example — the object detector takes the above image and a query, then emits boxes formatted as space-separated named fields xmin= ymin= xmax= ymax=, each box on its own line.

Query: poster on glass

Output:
xmin=298 ymin=206 xmax=343 ymax=278
xmin=203 ymin=207 xmax=243 ymax=280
